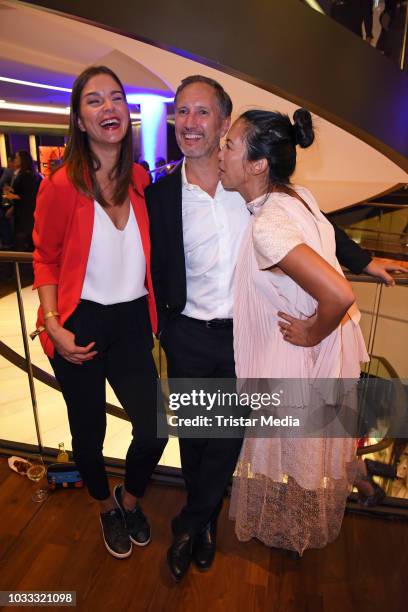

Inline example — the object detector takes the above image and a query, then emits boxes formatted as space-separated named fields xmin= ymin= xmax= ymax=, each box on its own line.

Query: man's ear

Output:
xmin=220 ymin=116 xmax=231 ymax=139
xmin=249 ymin=157 xmax=268 ymax=176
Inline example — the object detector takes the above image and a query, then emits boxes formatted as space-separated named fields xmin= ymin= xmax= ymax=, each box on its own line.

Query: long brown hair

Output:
xmin=16 ymin=150 xmax=35 ymax=173
xmin=61 ymin=65 xmax=133 ymax=207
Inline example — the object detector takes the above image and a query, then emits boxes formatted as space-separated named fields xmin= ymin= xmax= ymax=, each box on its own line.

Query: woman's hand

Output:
xmin=277 ymin=311 xmax=321 ymax=347
xmin=46 ymin=322 xmax=97 ymax=364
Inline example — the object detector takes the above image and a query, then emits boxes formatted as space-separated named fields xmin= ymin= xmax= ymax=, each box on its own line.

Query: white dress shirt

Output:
xmin=81 ymin=201 xmax=147 ymax=305
xmin=181 ymin=161 xmax=250 ymax=320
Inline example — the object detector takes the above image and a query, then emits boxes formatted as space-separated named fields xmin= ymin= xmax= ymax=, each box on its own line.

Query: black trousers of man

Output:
xmin=161 ymin=314 xmax=243 ymax=536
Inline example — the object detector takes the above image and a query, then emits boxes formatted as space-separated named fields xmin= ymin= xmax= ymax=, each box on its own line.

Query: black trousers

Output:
xmin=161 ymin=314 xmax=243 ymax=535
xmin=50 ymin=297 xmax=167 ymax=501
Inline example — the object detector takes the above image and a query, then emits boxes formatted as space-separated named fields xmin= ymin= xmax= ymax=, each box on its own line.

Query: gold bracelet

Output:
xmin=44 ymin=310 xmax=60 ymax=320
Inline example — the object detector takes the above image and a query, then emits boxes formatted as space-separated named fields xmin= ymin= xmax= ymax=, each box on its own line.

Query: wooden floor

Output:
xmin=0 ymin=459 xmax=406 ymax=612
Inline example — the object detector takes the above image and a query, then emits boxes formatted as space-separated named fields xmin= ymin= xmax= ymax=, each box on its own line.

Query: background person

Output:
xmin=0 ymin=155 xmax=15 ymax=249
xmin=330 ymin=0 xmax=374 ymax=42
xmin=4 ymin=151 xmax=41 ymax=251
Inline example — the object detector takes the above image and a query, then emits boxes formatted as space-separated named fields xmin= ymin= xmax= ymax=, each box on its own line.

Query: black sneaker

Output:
xmin=113 ymin=484 xmax=151 ymax=546
xmin=99 ymin=508 xmax=132 ymax=559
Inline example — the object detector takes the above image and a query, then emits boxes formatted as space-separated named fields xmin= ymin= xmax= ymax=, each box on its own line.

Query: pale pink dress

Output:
xmin=230 ymin=187 xmax=369 ymax=555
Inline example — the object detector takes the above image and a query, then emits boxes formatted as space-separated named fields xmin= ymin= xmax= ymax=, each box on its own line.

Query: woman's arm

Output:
xmin=276 ymin=243 xmax=355 ymax=347
xmin=34 ymin=177 xmax=96 ymax=364
xmin=8 ymin=172 xmax=26 ymax=199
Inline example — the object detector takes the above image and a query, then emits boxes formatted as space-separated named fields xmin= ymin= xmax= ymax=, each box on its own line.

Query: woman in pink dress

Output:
xmin=218 ymin=108 xmax=382 ymax=555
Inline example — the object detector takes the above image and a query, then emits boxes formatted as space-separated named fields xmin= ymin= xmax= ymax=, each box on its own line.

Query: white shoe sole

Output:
xmin=130 ymin=533 xmax=151 ymax=546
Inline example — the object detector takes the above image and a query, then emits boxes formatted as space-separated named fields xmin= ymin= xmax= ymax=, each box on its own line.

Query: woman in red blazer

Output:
xmin=33 ymin=65 xmax=166 ymax=559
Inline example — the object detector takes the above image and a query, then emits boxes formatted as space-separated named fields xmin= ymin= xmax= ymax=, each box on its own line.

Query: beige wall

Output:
xmin=352 ymin=281 xmax=408 ymax=378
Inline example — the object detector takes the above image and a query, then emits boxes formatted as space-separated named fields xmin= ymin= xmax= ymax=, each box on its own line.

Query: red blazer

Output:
xmin=33 ymin=164 xmax=157 ymax=358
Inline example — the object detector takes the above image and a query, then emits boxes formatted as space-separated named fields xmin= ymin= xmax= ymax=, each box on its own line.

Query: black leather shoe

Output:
xmin=192 ymin=522 xmax=217 ymax=571
xmin=365 ymin=459 xmax=397 ymax=480
xmin=358 ymin=479 xmax=386 ymax=507
xmin=167 ymin=533 xmax=193 ymax=582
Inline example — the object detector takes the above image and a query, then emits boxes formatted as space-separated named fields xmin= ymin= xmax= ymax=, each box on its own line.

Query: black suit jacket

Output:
xmin=145 ymin=164 xmax=186 ymax=333
xmin=145 ymin=164 xmax=371 ymax=333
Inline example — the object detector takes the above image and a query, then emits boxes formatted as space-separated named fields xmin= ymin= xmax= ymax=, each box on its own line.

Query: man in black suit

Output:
xmin=146 ymin=75 xmax=402 ymax=581
xmin=330 ymin=0 xmax=374 ymax=42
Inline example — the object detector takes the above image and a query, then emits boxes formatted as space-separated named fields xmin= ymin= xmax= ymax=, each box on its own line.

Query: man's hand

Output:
xmin=277 ymin=311 xmax=320 ymax=347
xmin=363 ymin=258 xmax=407 ymax=287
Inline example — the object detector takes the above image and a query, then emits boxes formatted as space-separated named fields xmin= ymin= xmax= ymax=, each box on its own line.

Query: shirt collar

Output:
xmin=181 ymin=158 xmax=194 ymax=191
xmin=181 ymin=158 xmax=225 ymax=196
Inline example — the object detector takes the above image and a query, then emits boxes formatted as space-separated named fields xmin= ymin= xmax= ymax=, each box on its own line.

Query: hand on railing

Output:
xmin=363 ymin=258 xmax=408 ymax=287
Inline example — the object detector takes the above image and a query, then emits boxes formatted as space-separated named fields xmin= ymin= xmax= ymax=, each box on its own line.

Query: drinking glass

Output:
xmin=27 ymin=455 xmax=48 ymax=502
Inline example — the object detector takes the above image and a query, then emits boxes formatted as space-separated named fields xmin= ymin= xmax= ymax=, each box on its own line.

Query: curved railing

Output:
xmin=304 ymin=0 xmax=408 ymax=72
xmin=1 ymin=250 xmax=407 ymax=507
xmin=345 ymin=227 xmax=408 ymax=259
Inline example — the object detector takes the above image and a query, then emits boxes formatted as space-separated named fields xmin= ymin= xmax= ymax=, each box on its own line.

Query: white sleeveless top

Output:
xmin=81 ymin=201 xmax=147 ymax=305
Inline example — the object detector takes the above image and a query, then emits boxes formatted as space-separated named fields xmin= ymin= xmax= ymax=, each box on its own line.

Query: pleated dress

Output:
xmin=230 ymin=187 xmax=369 ymax=555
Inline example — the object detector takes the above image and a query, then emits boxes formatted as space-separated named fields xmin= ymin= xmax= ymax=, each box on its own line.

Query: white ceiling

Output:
xmin=0 ymin=0 xmax=172 ymax=108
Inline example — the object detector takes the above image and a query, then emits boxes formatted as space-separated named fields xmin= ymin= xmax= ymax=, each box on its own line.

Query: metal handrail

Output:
xmin=0 ymin=252 xmax=406 ymax=453
xmin=304 ymin=0 xmax=408 ymax=73
xmin=400 ymin=0 xmax=408 ymax=70
xmin=2 ymin=251 xmax=408 ymax=283
xmin=0 ymin=339 xmax=129 ymax=423
xmin=0 ymin=251 xmax=33 ymax=263
xmin=360 ymin=203 xmax=408 ymax=209
xmin=344 ymin=271 xmax=408 ymax=285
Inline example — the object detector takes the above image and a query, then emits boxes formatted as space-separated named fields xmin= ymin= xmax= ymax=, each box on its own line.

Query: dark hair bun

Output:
xmin=293 ymin=108 xmax=314 ymax=148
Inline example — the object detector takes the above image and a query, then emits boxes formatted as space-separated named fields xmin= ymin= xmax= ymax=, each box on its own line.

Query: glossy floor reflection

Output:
xmin=0 ymin=283 xmax=180 ymax=468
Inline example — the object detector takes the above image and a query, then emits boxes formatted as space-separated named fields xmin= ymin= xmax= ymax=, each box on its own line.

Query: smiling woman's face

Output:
xmin=218 ymin=119 xmax=250 ymax=191
xmin=78 ymin=73 xmax=129 ymax=151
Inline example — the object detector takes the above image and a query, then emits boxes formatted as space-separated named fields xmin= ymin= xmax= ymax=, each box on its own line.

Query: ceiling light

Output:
xmin=0 ymin=77 xmax=173 ymax=103
xmin=303 ymin=1 xmax=324 ymax=13
xmin=0 ymin=99 xmax=140 ymax=120
xmin=0 ymin=100 xmax=69 ymax=114
xmin=126 ymin=93 xmax=174 ymax=104
xmin=0 ymin=76 xmax=72 ymax=92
